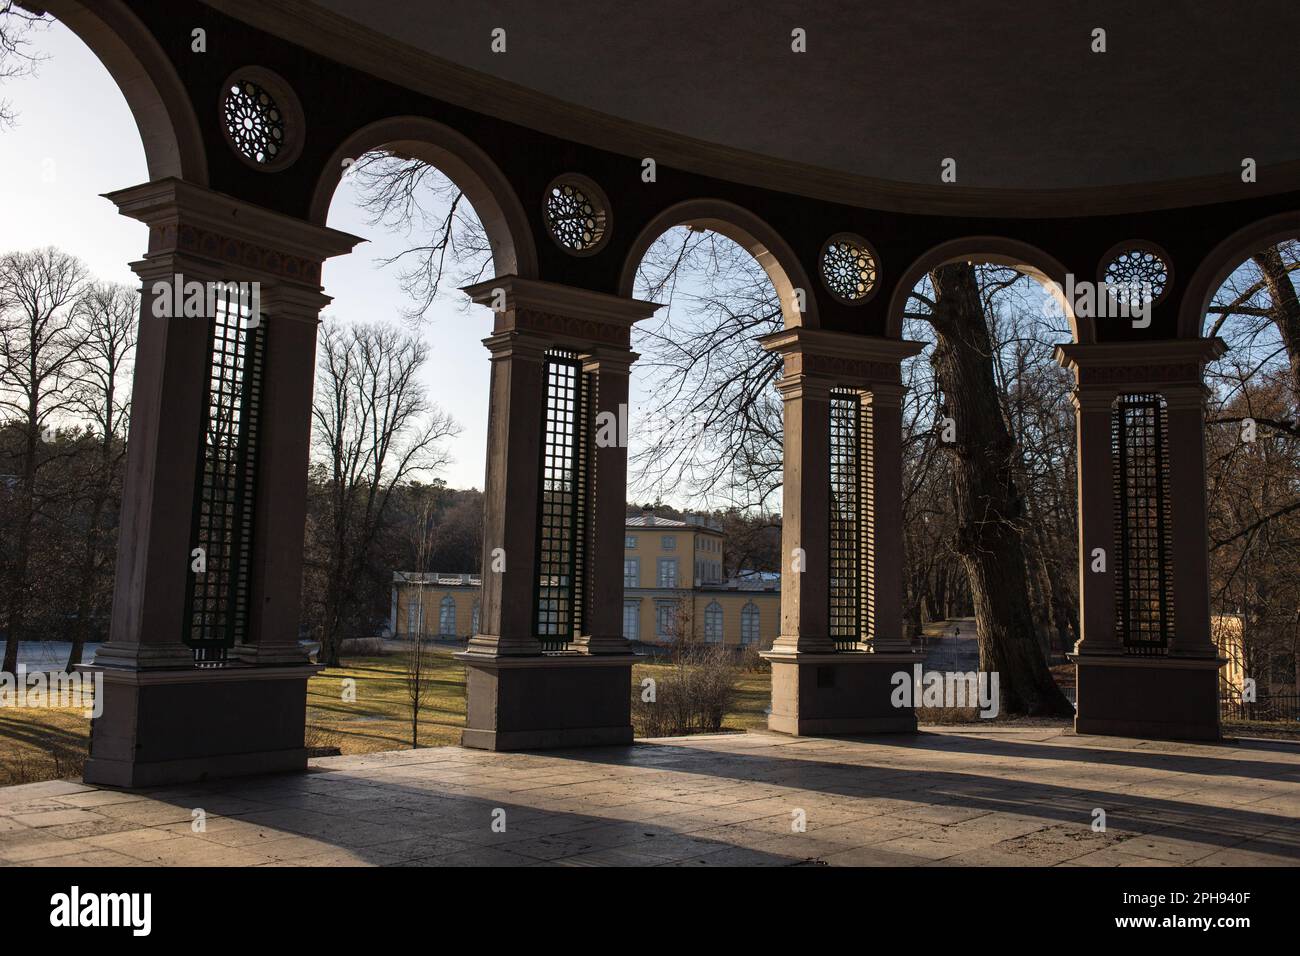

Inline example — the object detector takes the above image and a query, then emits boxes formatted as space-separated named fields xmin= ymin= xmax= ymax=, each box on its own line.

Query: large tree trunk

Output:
xmin=926 ymin=263 xmax=1073 ymax=716
xmin=1252 ymin=246 xmax=1300 ymax=406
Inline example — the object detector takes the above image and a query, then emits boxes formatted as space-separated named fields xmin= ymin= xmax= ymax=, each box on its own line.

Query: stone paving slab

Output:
xmin=1 ymin=727 xmax=1297 ymax=867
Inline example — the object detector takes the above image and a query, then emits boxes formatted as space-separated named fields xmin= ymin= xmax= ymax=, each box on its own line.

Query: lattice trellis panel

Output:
xmin=533 ymin=350 xmax=593 ymax=651
xmin=184 ymin=289 xmax=264 ymax=663
xmin=1112 ymin=393 xmax=1175 ymax=654
xmin=829 ymin=389 xmax=869 ymax=650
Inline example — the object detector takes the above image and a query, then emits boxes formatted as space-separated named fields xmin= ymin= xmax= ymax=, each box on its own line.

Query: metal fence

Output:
xmin=1220 ymin=693 xmax=1300 ymax=723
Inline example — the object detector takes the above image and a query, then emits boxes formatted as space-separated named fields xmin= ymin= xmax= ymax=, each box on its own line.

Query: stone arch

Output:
xmin=40 ymin=0 xmax=208 ymax=183
xmin=309 ymin=115 xmax=538 ymax=280
xmin=1179 ymin=210 xmax=1300 ymax=338
xmin=618 ymin=199 xmax=819 ymax=329
xmin=887 ymin=236 xmax=1091 ymax=343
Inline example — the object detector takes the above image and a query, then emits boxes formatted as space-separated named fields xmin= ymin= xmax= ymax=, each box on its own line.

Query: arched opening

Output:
xmin=899 ymin=254 xmax=1079 ymax=715
xmin=1198 ymin=232 xmax=1300 ymax=724
xmin=37 ymin=0 xmax=206 ymax=183
xmin=622 ymin=214 xmax=793 ymax=513
xmin=888 ymin=236 xmax=1088 ymax=343
xmin=616 ymin=213 xmax=788 ymax=732
xmin=312 ymin=125 xmax=509 ymax=672
xmin=1182 ymin=211 xmax=1300 ymax=339
xmin=0 ymin=4 xmax=197 ymax=771
xmin=620 ymin=199 xmax=817 ymax=330
xmin=310 ymin=116 xmax=536 ymax=281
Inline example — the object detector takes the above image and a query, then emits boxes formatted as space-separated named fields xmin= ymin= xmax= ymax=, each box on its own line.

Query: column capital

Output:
xmin=105 ymin=178 xmax=363 ymax=289
xmin=1162 ymin=384 xmax=1211 ymax=410
xmin=481 ymin=330 xmax=550 ymax=362
xmin=862 ymin=382 xmax=906 ymax=407
xmin=760 ymin=328 xmax=925 ymax=389
xmin=582 ymin=345 xmax=640 ymax=376
xmin=775 ymin=374 xmax=832 ymax=402
xmin=1055 ymin=338 xmax=1226 ymax=392
xmin=462 ymin=275 xmax=660 ymax=352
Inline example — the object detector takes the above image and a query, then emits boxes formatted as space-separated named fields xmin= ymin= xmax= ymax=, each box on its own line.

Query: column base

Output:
xmin=77 ymin=662 xmax=321 ymax=788
xmin=761 ymin=650 xmax=922 ymax=736
xmin=456 ymin=651 xmax=634 ymax=751
xmin=1072 ymin=653 xmax=1224 ymax=741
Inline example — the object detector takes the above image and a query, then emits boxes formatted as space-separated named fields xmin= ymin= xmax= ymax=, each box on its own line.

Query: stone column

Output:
xmin=772 ymin=373 xmax=833 ymax=654
xmin=92 ymin=249 xmax=219 ymax=671
xmin=469 ymin=329 xmax=548 ymax=656
xmin=1055 ymin=339 xmax=1226 ymax=741
xmin=758 ymin=329 xmax=923 ymax=735
xmin=455 ymin=277 xmax=658 ymax=750
xmin=81 ymin=179 xmax=361 ymax=787
xmin=1070 ymin=386 xmax=1122 ymax=655
xmin=1164 ymin=384 xmax=1217 ymax=658
xmin=575 ymin=346 xmax=638 ymax=655
xmin=237 ymin=283 xmax=333 ymax=664
xmin=862 ymin=383 xmax=910 ymax=653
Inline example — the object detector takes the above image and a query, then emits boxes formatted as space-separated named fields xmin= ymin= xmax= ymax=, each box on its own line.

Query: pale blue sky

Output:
xmin=0 ymin=20 xmax=669 ymax=494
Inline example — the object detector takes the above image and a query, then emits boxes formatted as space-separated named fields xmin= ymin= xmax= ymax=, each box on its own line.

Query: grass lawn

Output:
xmin=307 ymin=649 xmax=773 ymax=753
xmin=8 ymin=648 xmax=1288 ymax=787
xmin=0 ymin=647 xmax=774 ymax=785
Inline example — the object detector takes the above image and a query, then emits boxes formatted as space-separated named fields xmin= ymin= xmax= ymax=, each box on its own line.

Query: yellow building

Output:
xmin=392 ymin=514 xmax=779 ymax=649
xmin=1212 ymin=613 xmax=1246 ymax=695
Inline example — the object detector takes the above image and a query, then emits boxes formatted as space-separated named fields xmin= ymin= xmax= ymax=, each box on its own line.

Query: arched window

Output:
xmin=471 ymin=600 xmax=481 ymax=636
xmin=439 ymin=595 xmax=457 ymax=637
xmin=704 ymin=601 xmax=723 ymax=643
xmin=741 ymin=602 xmax=760 ymax=646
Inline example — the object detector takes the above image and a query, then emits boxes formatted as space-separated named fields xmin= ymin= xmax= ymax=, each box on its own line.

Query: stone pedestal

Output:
xmin=1057 ymin=340 xmax=1227 ymax=743
xmin=765 ymin=651 xmax=922 ymax=735
xmin=457 ymin=653 xmax=633 ymax=750
xmin=80 ymin=663 xmax=321 ymax=787
xmin=1072 ymin=654 xmax=1223 ymax=741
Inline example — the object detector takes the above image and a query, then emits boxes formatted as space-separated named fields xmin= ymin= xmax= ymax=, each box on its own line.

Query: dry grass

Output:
xmin=0 ymin=706 xmax=90 ymax=786
xmin=307 ymin=648 xmax=467 ymax=753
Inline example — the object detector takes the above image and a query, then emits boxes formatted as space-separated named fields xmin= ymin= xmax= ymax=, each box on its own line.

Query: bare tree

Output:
xmin=307 ymin=320 xmax=459 ymax=666
xmin=64 ymin=281 xmax=136 ymax=668
xmin=0 ymin=247 xmax=89 ymax=672
xmin=403 ymin=493 xmax=437 ymax=747
xmin=0 ymin=2 xmax=47 ymax=128
xmin=631 ymin=228 xmax=785 ymax=510
xmin=347 ymin=153 xmax=492 ymax=323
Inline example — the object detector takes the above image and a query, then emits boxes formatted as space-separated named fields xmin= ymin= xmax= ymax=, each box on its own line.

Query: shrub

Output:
xmin=738 ymin=642 xmax=769 ymax=674
xmin=340 ymin=636 xmax=386 ymax=657
xmin=633 ymin=638 xmax=740 ymax=737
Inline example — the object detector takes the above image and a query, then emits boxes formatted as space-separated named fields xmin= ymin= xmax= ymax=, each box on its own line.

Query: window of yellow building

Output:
xmin=741 ymin=601 xmax=760 ymax=645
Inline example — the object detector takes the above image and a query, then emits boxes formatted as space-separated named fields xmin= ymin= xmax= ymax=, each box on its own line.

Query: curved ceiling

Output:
xmin=305 ymin=0 xmax=1299 ymax=191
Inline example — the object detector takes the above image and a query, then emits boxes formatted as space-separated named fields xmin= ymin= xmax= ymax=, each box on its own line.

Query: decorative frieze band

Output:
xmin=149 ymin=223 xmax=322 ymax=284
xmin=509 ymin=308 xmax=631 ymax=348
xmin=1074 ymin=362 xmax=1203 ymax=387
xmin=1055 ymin=339 xmax=1226 ymax=392
xmin=788 ymin=352 xmax=904 ymax=386
xmin=759 ymin=327 xmax=925 ymax=390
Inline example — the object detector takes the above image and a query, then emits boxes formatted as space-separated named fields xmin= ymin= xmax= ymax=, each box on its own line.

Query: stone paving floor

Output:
xmin=1 ymin=727 xmax=1298 ymax=867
